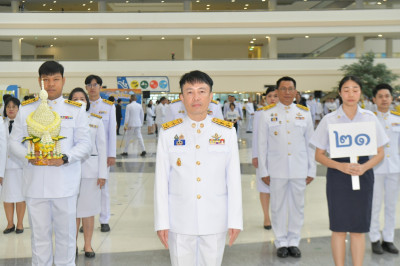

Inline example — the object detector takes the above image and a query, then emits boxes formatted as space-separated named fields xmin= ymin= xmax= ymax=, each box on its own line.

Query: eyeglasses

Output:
xmin=278 ymin=87 xmax=295 ymax=92
xmin=86 ymin=83 xmax=100 ymax=88
xmin=6 ymin=105 xmax=18 ymax=109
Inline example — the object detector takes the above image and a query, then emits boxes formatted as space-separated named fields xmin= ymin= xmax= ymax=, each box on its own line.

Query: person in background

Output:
xmin=116 ymin=99 xmax=123 ymax=135
xmin=252 ymin=87 xmax=278 ymax=231
xmin=2 ymin=97 xmax=25 ymax=234
xmin=310 ymin=76 xmax=387 ymax=266
xmin=258 ymin=76 xmax=316 ymax=259
xmin=0 ymin=114 xmax=5 ymax=214
xmin=0 ymin=94 xmax=12 ymax=118
xmin=146 ymin=100 xmax=155 ymax=135
xmin=155 ymin=96 xmax=168 ymax=136
xmin=85 ymin=74 xmax=116 ymax=233
xmin=225 ymin=102 xmax=240 ymax=132
xmin=245 ymin=98 xmax=255 ymax=133
xmin=69 ymin=88 xmax=107 ymax=258
xmin=108 ymin=96 xmax=115 ymax=103
xmin=121 ymin=94 xmax=146 ymax=157
xmin=369 ymin=83 xmax=400 ymax=255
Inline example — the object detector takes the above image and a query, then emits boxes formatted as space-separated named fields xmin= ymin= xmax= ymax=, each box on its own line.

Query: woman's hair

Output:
xmin=68 ymin=87 xmax=90 ymax=112
xmin=229 ymin=102 xmax=236 ymax=108
xmin=3 ymin=97 xmax=20 ymax=117
xmin=265 ymin=87 xmax=277 ymax=96
xmin=338 ymin=75 xmax=363 ymax=92
xmin=147 ymin=103 xmax=152 ymax=108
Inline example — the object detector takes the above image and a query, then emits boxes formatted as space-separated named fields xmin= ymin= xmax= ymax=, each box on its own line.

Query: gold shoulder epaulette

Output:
xmin=211 ymin=100 xmax=218 ymax=105
xmin=257 ymin=103 xmax=276 ymax=112
xmin=212 ymin=118 xmax=233 ymax=129
xmin=103 ymin=99 xmax=114 ymax=105
xmin=390 ymin=110 xmax=400 ymax=117
xmin=91 ymin=113 xmax=102 ymax=119
xmin=171 ymin=99 xmax=181 ymax=104
xmin=21 ymin=97 xmax=38 ymax=106
xmin=162 ymin=118 xmax=183 ymax=130
xmin=64 ymin=100 xmax=82 ymax=107
xmin=374 ymin=112 xmax=377 ymax=116
xmin=296 ymin=104 xmax=309 ymax=111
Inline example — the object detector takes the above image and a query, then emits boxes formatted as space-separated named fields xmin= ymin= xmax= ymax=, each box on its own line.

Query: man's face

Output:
xmin=373 ymin=89 xmax=392 ymax=110
xmin=85 ymin=79 xmax=101 ymax=99
xmin=179 ymin=82 xmax=213 ymax=118
xmin=38 ymin=73 xmax=65 ymax=100
xmin=277 ymin=80 xmax=297 ymax=106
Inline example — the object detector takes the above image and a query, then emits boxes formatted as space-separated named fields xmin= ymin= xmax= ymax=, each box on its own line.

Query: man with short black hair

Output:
xmin=85 ymin=74 xmax=116 ymax=233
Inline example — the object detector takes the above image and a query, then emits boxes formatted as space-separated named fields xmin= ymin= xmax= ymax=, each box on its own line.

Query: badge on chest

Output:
xmin=174 ymin=134 xmax=185 ymax=146
xmin=209 ymin=133 xmax=225 ymax=145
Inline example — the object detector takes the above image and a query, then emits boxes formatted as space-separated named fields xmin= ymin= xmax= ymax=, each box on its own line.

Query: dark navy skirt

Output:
xmin=326 ymin=156 xmax=374 ymax=233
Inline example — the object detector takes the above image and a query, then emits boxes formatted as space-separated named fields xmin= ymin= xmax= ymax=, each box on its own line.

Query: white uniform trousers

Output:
xmin=246 ymin=115 xmax=254 ymax=132
xmin=168 ymin=231 xmax=227 ymax=266
xmin=270 ymin=178 xmax=306 ymax=248
xmin=26 ymin=196 xmax=77 ymax=266
xmin=369 ymin=173 xmax=400 ymax=242
xmin=123 ymin=127 xmax=145 ymax=153
xmin=100 ymin=167 xmax=111 ymax=224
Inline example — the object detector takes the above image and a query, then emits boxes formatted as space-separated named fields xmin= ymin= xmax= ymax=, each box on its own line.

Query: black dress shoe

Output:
xmin=382 ymin=241 xmax=399 ymax=254
xmin=15 ymin=228 xmax=24 ymax=234
xmin=140 ymin=151 xmax=147 ymax=157
xmin=101 ymin=224 xmax=110 ymax=232
xmin=76 ymin=247 xmax=78 ymax=256
xmin=79 ymin=226 xmax=84 ymax=233
xmin=120 ymin=152 xmax=128 ymax=156
xmin=263 ymin=225 xmax=272 ymax=230
xmin=277 ymin=247 xmax=289 ymax=258
xmin=85 ymin=248 xmax=96 ymax=258
xmin=288 ymin=246 xmax=301 ymax=258
xmin=3 ymin=225 xmax=15 ymax=234
xmin=371 ymin=241 xmax=384 ymax=254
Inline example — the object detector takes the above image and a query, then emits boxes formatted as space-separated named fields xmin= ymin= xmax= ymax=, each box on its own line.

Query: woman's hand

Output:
xmin=97 ymin=178 xmax=106 ymax=189
xmin=339 ymin=163 xmax=367 ymax=176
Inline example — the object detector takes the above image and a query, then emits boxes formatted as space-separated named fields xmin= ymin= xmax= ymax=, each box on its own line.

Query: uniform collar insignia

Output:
xmin=209 ymin=133 xmax=225 ymax=145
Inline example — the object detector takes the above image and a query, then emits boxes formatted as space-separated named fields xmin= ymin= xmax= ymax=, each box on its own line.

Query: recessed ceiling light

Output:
xmin=49 ymin=8 xmax=52 ymax=11
xmin=161 ymin=0 xmax=165 ymax=2
xmin=53 ymin=0 xmax=56 ymax=3
xmin=265 ymin=36 xmax=270 ymax=39
xmin=262 ymin=0 xmax=266 ymax=2
xmin=54 ymin=37 xmax=57 ymax=40
xmin=244 ymin=7 xmax=247 ymax=9
xmin=50 ymin=44 xmax=54 ymax=47
xmin=88 ymin=8 xmax=91 ymax=10
xmin=43 ymin=4 xmax=46 ymax=6
xmin=196 ymin=37 xmax=201 ymax=40
xmin=90 ymin=37 xmax=94 ymax=40
xmin=20 ymin=38 xmax=24 ymax=40
xmin=305 ymin=35 xmax=310 ymax=38
xmin=126 ymin=0 xmax=130 ymax=2
xmin=253 ymin=38 xmax=256 ymax=41
xmin=83 ymin=4 xmax=86 ymax=6
xmin=206 ymin=4 xmax=210 ymax=7
xmin=206 ymin=7 xmax=210 ymax=10
xmin=126 ymin=37 xmax=130 ymax=40
xmin=377 ymin=1 xmax=382 ymax=4
xmin=250 ymin=41 xmax=254 ymax=43
xmin=245 ymin=4 xmax=249 ymax=6
xmin=161 ymin=37 xmax=165 ymax=40
xmin=378 ymin=34 xmax=383 ymax=37
xmin=90 ymin=1 xmax=93 ymax=3
xmin=196 ymin=0 xmax=200 ymax=2
xmin=231 ymin=0 xmax=235 ymax=2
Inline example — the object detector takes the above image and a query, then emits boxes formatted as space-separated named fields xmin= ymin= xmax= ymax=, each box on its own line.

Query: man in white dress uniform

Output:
xmin=10 ymin=61 xmax=91 ymax=266
xmin=121 ymin=94 xmax=146 ymax=157
xmin=155 ymin=96 xmax=168 ymax=135
xmin=245 ymin=98 xmax=255 ymax=133
xmin=165 ymin=96 xmax=224 ymax=122
xmin=85 ymin=74 xmax=116 ymax=233
xmin=258 ymin=76 xmax=316 ymax=259
xmin=369 ymin=84 xmax=400 ymax=255
xmin=154 ymin=70 xmax=243 ymax=266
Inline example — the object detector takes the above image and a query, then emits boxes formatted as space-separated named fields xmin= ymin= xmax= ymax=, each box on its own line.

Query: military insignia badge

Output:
xmin=174 ymin=134 xmax=185 ymax=145
xmin=60 ymin=116 xmax=73 ymax=120
xmin=99 ymin=111 xmax=107 ymax=114
xmin=176 ymin=158 xmax=182 ymax=166
xmin=209 ymin=133 xmax=225 ymax=145
xmin=178 ymin=110 xmax=185 ymax=114
xmin=274 ymin=131 xmax=278 ymax=136
xmin=207 ymin=110 xmax=213 ymax=115
xmin=271 ymin=117 xmax=278 ymax=122
xmin=295 ymin=112 xmax=305 ymax=120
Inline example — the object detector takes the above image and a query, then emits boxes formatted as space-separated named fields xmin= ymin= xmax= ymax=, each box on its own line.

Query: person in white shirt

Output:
xmin=146 ymin=100 xmax=155 ymax=135
xmin=225 ymin=102 xmax=240 ymax=132
xmin=245 ymin=98 xmax=255 ymax=133
xmin=121 ymin=94 xmax=146 ymax=157
xmin=69 ymin=87 xmax=107 ymax=258
xmin=369 ymin=83 xmax=400 ymax=255
xmin=1 ymin=97 xmax=25 ymax=235
xmin=154 ymin=70 xmax=242 ymax=266
xmin=155 ymin=97 xmax=168 ymax=136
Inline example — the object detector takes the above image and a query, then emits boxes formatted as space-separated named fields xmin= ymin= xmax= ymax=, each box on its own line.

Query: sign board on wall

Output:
xmin=117 ymin=76 xmax=170 ymax=92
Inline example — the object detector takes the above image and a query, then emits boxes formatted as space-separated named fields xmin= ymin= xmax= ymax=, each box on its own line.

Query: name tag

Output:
xmin=89 ymin=124 xmax=98 ymax=128
xmin=99 ymin=111 xmax=107 ymax=114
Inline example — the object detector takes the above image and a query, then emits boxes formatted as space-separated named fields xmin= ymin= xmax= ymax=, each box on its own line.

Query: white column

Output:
xmin=355 ymin=35 xmax=364 ymax=58
xmin=183 ymin=0 xmax=192 ymax=11
xmin=269 ymin=0 xmax=277 ymax=11
xmin=98 ymin=38 xmax=108 ymax=61
xmin=183 ymin=37 xmax=193 ymax=60
xmin=268 ymin=36 xmax=277 ymax=60
xmin=386 ymin=38 xmax=393 ymax=58
xmin=11 ymin=0 xmax=19 ymax=13
xmin=98 ymin=0 xmax=107 ymax=12
xmin=355 ymin=0 xmax=363 ymax=9
xmin=12 ymin=38 xmax=22 ymax=61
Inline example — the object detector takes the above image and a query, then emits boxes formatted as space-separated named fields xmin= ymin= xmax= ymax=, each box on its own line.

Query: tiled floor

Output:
xmin=1 ymin=122 xmax=400 ymax=265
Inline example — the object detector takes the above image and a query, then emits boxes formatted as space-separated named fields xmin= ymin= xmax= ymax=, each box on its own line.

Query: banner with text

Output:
xmin=117 ymin=76 xmax=170 ymax=92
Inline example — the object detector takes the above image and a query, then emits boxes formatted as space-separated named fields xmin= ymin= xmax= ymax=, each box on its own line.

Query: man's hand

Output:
xmin=228 ymin=228 xmax=241 ymax=247
xmin=47 ymin=158 xmax=64 ymax=167
xmin=0 ymin=177 xmax=3 ymax=185
xmin=306 ymin=176 xmax=314 ymax=185
xmin=97 ymin=178 xmax=106 ymax=189
xmin=157 ymin=229 xmax=169 ymax=249
xmin=107 ymin=157 xmax=116 ymax=167
xmin=252 ymin=158 xmax=258 ymax=168
xmin=124 ymin=126 xmax=127 ymax=131
xmin=261 ymin=176 xmax=270 ymax=186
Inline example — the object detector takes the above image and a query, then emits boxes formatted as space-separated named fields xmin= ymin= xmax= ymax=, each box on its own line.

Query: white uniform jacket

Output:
xmin=165 ymin=99 xmax=223 ymax=122
xmin=89 ymin=98 xmax=116 ymax=158
xmin=9 ymin=96 xmax=91 ymax=198
xmin=155 ymin=103 xmax=167 ymax=125
xmin=245 ymin=103 xmax=255 ymax=116
xmin=372 ymin=110 xmax=400 ymax=175
xmin=258 ymin=102 xmax=316 ymax=179
xmin=154 ymin=116 xmax=243 ymax=235
xmin=82 ymin=113 xmax=108 ymax=179
xmin=252 ymin=106 xmax=267 ymax=159
xmin=0 ymin=119 xmax=6 ymax=177
xmin=124 ymin=101 xmax=144 ymax=128
xmin=4 ymin=117 xmax=23 ymax=170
